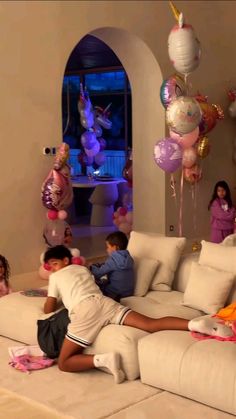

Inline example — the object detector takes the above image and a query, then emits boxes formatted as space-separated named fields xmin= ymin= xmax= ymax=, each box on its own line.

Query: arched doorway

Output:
xmin=63 ymin=27 xmax=165 ymax=237
xmin=90 ymin=28 xmax=165 ymax=233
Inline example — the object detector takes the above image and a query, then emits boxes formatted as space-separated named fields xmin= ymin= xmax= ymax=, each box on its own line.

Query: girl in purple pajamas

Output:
xmin=208 ymin=180 xmax=236 ymax=243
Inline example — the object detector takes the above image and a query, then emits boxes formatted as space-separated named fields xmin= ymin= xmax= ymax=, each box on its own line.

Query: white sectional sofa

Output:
xmin=1 ymin=231 xmax=236 ymax=415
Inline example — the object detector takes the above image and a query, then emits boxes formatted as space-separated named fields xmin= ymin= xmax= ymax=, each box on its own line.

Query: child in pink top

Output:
xmin=208 ymin=180 xmax=236 ymax=243
xmin=0 ymin=255 xmax=12 ymax=297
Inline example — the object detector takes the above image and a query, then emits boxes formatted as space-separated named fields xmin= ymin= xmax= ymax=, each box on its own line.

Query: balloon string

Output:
xmin=184 ymin=74 xmax=190 ymax=96
xmin=179 ymin=169 xmax=184 ymax=237
xmin=170 ymin=174 xmax=177 ymax=206
xmin=193 ymin=182 xmax=198 ymax=236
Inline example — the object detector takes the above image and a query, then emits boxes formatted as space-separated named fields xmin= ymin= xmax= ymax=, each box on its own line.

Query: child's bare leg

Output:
xmin=58 ymin=338 xmax=94 ymax=372
xmin=123 ymin=311 xmax=189 ymax=332
xmin=58 ymin=337 xmax=125 ymax=383
xmin=123 ymin=311 xmax=234 ymax=337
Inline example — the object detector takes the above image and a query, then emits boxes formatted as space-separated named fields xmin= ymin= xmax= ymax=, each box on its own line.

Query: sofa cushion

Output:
xmin=182 ymin=262 xmax=235 ymax=314
xmin=138 ymin=330 xmax=236 ymax=415
xmin=128 ymin=231 xmax=186 ymax=291
xmin=0 ymin=289 xmax=146 ymax=380
xmin=85 ymin=325 xmax=148 ymax=380
xmin=199 ymin=240 xmax=236 ymax=304
xmin=121 ymin=294 xmax=202 ymax=319
xmin=172 ymin=252 xmax=200 ymax=293
xmin=0 ymin=288 xmax=49 ymax=345
xmin=199 ymin=240 xmax=236 ymax=273
xmin=133 ymin=257 xmax=160 ymax=297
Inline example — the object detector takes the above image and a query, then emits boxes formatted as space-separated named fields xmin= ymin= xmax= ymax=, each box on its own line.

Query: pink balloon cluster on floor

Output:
xmin=113 ymin=207 xmax=133 ymax=235
xmin=41 ymin=143 xmax=74 ymax=249
xmin=47 ymin=209 xmax=67 ymax=221
xmin=38 ymin=248 xmax=86 ymax=280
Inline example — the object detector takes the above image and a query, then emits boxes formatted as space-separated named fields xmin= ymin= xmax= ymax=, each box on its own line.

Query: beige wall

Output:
xmin=0 ymin=0 xmax=236 ymax=274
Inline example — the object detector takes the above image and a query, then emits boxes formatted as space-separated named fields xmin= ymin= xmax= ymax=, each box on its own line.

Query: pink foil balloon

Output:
xmin=170 ymin=126 xmax=199 ymax=149
xmin=183 ymin=164 xmax=202 ymax=184
xmin=182 ymin=147 xmax=197 ymax=168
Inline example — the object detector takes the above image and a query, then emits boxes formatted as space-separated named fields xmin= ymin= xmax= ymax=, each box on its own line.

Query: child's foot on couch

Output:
xmin=188 ymin=315 xmax=234 ymax=338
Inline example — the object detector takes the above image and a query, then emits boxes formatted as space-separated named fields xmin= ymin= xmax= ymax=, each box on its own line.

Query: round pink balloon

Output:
xmin=170 ymin=126 xmax=199 ymax=149
xmin=58 ymin=210 xmax=67 ymax=220
xmin=47 ymin=210 xmax=58 ymax=220
xmin=182 ymin=147 xmax=197 ymax=169
xmin=118 ymin=207 xmax=128 ymax=216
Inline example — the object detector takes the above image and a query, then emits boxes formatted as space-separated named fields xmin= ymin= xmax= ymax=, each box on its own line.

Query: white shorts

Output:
xmin=66 ymin=294 xmax=131 ymax=347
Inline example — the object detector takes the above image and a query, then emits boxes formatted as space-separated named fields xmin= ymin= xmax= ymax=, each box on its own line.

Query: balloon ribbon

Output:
xmin=178 ymin=169 xmax=184 ymax=237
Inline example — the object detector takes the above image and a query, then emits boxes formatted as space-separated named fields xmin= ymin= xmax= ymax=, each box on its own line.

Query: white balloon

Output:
xmin=70 ymin=248 xmax=80 ymax=257
xmin=166 ymin=96 xmax=202 ymax=135
xmin=168 ymin=23 xmax=201 ymax=75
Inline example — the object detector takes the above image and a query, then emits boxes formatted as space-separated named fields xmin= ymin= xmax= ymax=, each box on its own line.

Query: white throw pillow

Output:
xmin=128 ymin=231 xmax=186 ymax=291
xmin=182 ymin=261 xmax=235 ymax=314
xmin=222 ymin=234 xmax=236 ymax=247
xmin=199 ymin=240 xmax=236 ymax=273
xmin=199 ymin=240 xmax=236 ymax=304
xmin=133 ymin=257 xmax=160 ymax=297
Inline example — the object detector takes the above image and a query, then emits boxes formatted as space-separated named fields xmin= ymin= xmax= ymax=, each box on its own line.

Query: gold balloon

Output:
xmin=192 ymin=241 xmax=202 ymax=252
xmin=197 ymin=136 xmax=210 ymax=158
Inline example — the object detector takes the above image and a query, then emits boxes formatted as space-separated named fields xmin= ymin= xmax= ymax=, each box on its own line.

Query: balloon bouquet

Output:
xmin=77 ymin=83 xmax=112 ymax=173
xmin=227 ymin=89 xmax=236 ymax=164
xmin=40 ymin=143 xmax=86 ymax=279
xmin=155 ymin=1 xmax=224 ymax=237
xmin=113 ymin=151 xmax=133 ymax=235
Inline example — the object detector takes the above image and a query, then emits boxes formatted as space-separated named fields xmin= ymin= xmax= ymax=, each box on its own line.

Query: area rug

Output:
xmin=108 ymin=392 xmax=235 ymax=419
xmin=0 ymin=336 xmax=159 ymax=419
xmin=0 ymin=387 xmax=73 ymax=419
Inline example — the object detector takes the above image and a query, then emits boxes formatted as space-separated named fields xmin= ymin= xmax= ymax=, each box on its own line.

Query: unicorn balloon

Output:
xmin=77 ymin=84 xmax=112 ymax=169
xmin=168 ymin=1 xmax=201 ymax=76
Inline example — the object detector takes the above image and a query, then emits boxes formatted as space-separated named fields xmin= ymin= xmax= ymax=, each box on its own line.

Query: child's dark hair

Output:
xmin=0 ymin=255 xmax=10 ymax=285
xmin=208 ymin=180 xmax=233 ymax=210
xmin=106 ymin=231 xmax=128 ymax=250
xmin=44 ymin=245 xmax=72 ymax=263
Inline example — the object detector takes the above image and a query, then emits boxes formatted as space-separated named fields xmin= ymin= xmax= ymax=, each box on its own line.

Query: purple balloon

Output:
xmin=98 ymin=137 xmax=106 ymax=151
xmin=93 ymin=123 xmax=103 ymax=138
xmin=81 ymin=131 xmax=96 ymax=150
xmin=94 ymin=152 xmax=106 ymax=167
xmin=154 ymin=138 xmax=182 ymax=173
xmin=78 ymin=152 xmax=93 ymax=166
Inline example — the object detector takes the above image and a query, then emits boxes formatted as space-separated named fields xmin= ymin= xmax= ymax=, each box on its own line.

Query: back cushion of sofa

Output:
xmin=172 ymin=252 xmax=200 ymax=293
xmin=199 ymin=240 xmax=236 ymax=304
xmin=128 ymin=231 xmax=186 ymax=291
